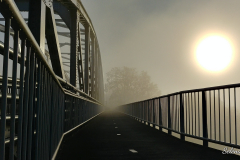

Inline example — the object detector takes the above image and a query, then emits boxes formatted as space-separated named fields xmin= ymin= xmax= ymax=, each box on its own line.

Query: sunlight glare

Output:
xmin=196 ymin=36 xmax=233 ymax=72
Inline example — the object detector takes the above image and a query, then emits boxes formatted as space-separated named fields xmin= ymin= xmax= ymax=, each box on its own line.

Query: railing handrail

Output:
xmin=122 ymin=82 xmax=240 ymax=105
xmin=56 ymin=76 xmax=103 ymax=105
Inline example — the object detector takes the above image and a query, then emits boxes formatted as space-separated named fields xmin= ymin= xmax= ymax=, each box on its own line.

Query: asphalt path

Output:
xmin=56 ymin=110 xmax=240 ymax=160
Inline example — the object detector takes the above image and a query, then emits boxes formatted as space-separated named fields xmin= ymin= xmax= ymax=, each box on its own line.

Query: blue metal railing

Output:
xmin=118 ymin=84 xmax=240 ymax=149
xmin=0 ymin=1 xmax=104 ymax=160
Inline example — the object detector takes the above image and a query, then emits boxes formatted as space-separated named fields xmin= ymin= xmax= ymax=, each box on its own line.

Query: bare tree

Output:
xmin=105 ymin=67 xmax=161 ymax=106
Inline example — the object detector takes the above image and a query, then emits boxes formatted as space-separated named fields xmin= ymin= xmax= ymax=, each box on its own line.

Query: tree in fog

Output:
xmin=105 ymin=67 xmax=161 ymax=106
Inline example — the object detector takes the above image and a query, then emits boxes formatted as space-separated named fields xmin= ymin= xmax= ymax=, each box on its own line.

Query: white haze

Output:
xmin=81 ymin=0 xmax=240 ymax=96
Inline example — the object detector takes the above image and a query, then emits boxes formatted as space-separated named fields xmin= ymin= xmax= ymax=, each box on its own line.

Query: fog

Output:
xmin=81 ymin=0 xmax=240 ymax=96
xmin=80 ymin=2 xmax=240 ymax=150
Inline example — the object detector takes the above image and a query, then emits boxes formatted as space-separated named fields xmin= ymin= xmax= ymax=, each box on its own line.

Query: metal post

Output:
xmin=27 ymin=51 xmax=35 ymax=160
xmin=180 ymin=93 xmax=185 ymax=140
xmin=153 ymin=99 xmax=155 ymax=126
xmin=35 ymin=61 xmax=42 ymax=160
xmin=159 ymin=98 xmax=162 ymax=131
xmin=9 ymin=29 xmax=19 ymax=160
xmin=22 ymin=45 xmax=31 ymax=160
xmin=148 ymin=100 xmax=150 ymax=124
xmin=202 ymin=91 xmax=208 ymax=147
xmin=168 ymin=96 xmax=172 ymax=135
xmin=17 ymin=39 xmax=26 ymax=160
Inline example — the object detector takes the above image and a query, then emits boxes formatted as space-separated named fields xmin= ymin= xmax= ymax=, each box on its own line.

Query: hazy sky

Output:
xmin=81 ymin=0 xmax=240 ymax=96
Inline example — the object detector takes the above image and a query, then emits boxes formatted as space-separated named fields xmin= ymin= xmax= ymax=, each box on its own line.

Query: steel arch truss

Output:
xmin=13 ymin=0 xmax=104 ymax=102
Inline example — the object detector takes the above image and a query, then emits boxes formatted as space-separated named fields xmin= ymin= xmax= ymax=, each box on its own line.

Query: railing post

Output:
xmin=202 ymin=91 xmax=208 ymax=147
xmin=153 ymin=99 xmax=155 ymax=127
xmin=144 ymin=101 xmax=145 ymax=122
xmin=159 ymin=98 xmax=162 ymax=131
xmin=180 ymin=93 xmax=185 ymax=140
xmin=168 ymin=96 xmax=172 ymax=135
xmin=147 ymin=100 xmax=149 ymax=124
xmin=148 ymin=100 xmax=150 ymax=124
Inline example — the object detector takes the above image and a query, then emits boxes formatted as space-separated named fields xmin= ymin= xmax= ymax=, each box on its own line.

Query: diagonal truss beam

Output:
xmin=78 ymin=22 xmax=84 ymax=91
xmin=45 ymin=6 xmax=65 ymax=79
xmin=84 ymin=24 xmax=90 ymax=95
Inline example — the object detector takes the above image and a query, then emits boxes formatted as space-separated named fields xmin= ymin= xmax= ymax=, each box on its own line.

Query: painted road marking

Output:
xmin=117 ymin=134 xmax=121 ymax=136
xmin=129 ymin=149 xmax=138 ymax=153
xmin=115 ymin=127 xmax=118 ymax=128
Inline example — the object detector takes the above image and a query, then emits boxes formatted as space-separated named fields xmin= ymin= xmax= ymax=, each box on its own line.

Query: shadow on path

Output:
xmin=56 ymin=110 xmax=239 ymax=160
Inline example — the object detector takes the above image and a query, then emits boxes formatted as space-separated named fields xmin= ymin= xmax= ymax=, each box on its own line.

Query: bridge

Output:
xmin=0 ymin=0 xmax=239 ymax=160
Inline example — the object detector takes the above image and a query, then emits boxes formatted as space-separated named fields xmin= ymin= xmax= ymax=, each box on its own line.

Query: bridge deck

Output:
xmin=56 ymin=111 xmax=239 ymax=160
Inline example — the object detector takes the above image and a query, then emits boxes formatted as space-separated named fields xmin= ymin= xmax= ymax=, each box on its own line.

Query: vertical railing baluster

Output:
xmin=35 ymin=61 xmax=42 ymax=160
xmin=218 ymin=89 xmax=221 ymax=141
xmin=172 ymin=97 xmax=174 ymax=130
xmin=180 ymin=93 xmax=185 ymax=140
xmin=78 ymin=99 xmax=80 ymax=124
xmin=42 ymin=68 xmax=47 ymax=160
xmin=223 ymin=89 xmax=226 ymax=142
xmin=202 ymin=91 xmax=208 ymax=147
xmin=17 ymin=38 xmax=26 ymax=160
xmin=185 ymin=94 xmax=187 ymax=134
xmin=229 ymin=88 xmax=231 ymax=144
xmin=147 ymin=102 xmax=149 ymax=122
xmin=172 ymin=95 xmax=177 ymax=130
xmin=39 ymin=67 xmax=45 ymax=160
xmin=168 ymin=96 xmax=171 ymax=135
xmin=191 ymin=93 xmax=193 ymax=135
xmin=153 ymin=99 xmax=155 ymax=126
xmin=45 ymin=73 xmax=49 ymax=159
xmin=194 ymin=92 xmax=196 ymax=136
xmin=198 ymin=92 xmax=200 ymax=137
xmin=176 ymin=94 xmax=178 ymax=132
xmin=22 ymin=44 xmax=31 ymax=160
xmin=27 ymin=50 xmax=35 ymax=160
xmin=0 ymin=16 xmax=11 ymax=160
xmin=209 ymin=91 xmax=212 ymax=140
xmin=234 ymin=87 xmax=237 ymax=145
xmin=159 ymin=98 xmax=162 ymax=131
xmin=50 ymin=79 xmax=56 ymax=158
xmin=188 ymin=93 xmax=190 ymax=134
xmin=9 ymin=28 xmax=19 ymax=160
xmin=46 ymin=73 xmax=51 ymax=159
xmin=214 ymin=90 xmax=216 ymax=140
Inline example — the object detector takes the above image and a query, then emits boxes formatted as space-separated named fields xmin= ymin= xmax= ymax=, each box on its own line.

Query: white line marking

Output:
xmin=117 ymin=134 xmax=121 ymax=135
xmin=115 ymin=127 xmax=118 ymax=128
xmin=129 ymin=149 xmax=138 ymax=153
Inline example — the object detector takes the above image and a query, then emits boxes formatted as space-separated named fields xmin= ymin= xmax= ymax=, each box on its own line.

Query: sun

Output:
xmin=196 ymin=35 xmax=233 ymax=72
